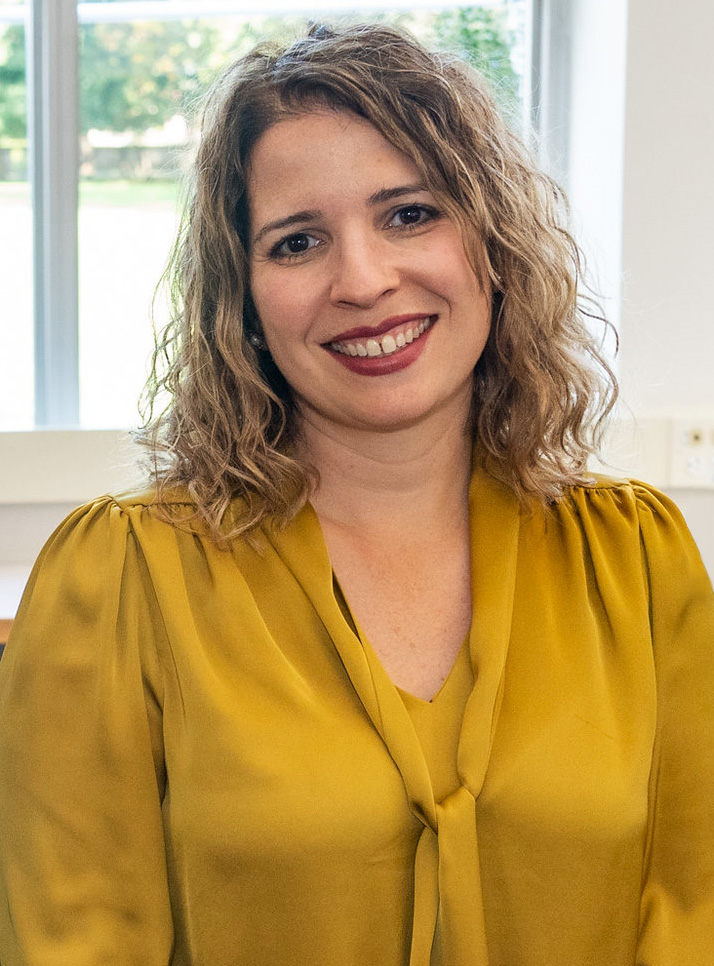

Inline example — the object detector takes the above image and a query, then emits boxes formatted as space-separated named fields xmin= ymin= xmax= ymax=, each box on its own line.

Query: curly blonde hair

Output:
xmin=139 ymin=22 xmax=617 ymax=541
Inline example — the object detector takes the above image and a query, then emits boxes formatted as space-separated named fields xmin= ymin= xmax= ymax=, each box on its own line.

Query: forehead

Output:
xmin=246 ymin=110 xmax=424 ymax=220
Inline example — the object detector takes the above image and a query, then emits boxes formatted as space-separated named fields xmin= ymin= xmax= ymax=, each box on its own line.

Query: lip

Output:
xmin=325 ymin=315 xmax=435 ymax=376
xmin=326 ymin=314 xmax=434 ymax=344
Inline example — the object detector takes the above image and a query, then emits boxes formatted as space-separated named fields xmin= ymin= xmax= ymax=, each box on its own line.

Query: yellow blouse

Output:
xmin=1 ymin=466 xmax=713 ymax=966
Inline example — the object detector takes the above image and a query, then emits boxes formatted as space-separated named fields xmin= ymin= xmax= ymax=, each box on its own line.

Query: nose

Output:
xmin=328 ymin=236 xmax=400 ymax=308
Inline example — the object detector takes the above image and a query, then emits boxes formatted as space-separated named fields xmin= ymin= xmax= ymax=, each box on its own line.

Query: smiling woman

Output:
xmin=1 ymin=20 xmax=713 ymax=966
xmin=140 ymin=21 xmax=616 ymax=538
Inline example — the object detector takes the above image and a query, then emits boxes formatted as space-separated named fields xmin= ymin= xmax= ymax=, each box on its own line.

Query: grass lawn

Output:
xmin=0 ymin=179 xmax=182 ymax=207
xmin=0 ymin=180 xmax=181 ymax=429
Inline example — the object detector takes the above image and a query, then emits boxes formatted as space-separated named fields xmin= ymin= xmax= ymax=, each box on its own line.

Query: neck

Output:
xmin=297 ymin=407 xmax=473 ymax=541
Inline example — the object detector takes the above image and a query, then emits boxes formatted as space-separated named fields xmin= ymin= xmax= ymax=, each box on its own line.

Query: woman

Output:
xmin=1 ymin=22 xmax=712 ymax=966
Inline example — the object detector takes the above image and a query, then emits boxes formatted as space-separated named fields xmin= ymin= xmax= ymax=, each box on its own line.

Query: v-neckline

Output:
xmin=331 ymin=572 xmax=469 ymax=704
xmin=265 ymin=454 xmax=521 ymax=801
xmin=395 ymin=634 xmax=471 ymax=706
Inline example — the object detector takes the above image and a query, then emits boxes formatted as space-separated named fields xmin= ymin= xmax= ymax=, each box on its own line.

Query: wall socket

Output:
xmin=669 ymin=418 xmax=714 ymax=489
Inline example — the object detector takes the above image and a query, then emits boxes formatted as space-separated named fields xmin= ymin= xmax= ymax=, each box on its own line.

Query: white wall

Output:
xmin=620 ymin=0 xmax=714 ymax=413
xmin=0 ymin=432 xmax=144 ymax=616
xmin=565 ymin=0 xmax=714 ymax=576
xmin=618 ymin=0 xmax=714 ymax=571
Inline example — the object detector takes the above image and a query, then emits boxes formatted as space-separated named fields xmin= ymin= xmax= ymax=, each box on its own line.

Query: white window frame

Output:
xmin=529 ymin=0 xmax=572 ymax=186
xmin=29 ymin=0 xmax=80 ymax=425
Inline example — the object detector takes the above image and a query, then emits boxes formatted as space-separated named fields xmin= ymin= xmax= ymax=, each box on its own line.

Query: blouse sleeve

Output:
xmin=0 ymin=497 xmax=174 ymax=965
xmin=633 ymin=484 xmax=714 ymax=965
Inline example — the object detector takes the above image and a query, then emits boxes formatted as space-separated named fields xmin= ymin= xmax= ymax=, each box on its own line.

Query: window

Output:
xmin=0 ymin=0 xmax=534 ymax=431
xmin=0 ymin=1 xmax=32 ymax=430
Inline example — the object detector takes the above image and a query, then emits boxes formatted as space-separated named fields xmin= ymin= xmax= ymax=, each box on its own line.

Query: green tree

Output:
xmin=427 ymin=7 xmax=520 ymax=116
xmin=0 ymin=25 xmax=26 ymax=140
xmin=0 ymin=8 xmax=521 ymax=141
xmin=79 ymin=20 xmax=221 ymax=133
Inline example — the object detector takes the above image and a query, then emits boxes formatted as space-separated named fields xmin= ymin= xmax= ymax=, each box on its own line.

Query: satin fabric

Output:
xmin=0 ymin=465 xmax=713 ymax=965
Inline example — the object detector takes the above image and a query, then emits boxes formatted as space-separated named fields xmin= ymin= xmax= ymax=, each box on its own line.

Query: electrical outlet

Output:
xmin=669 ymin=418 xmax=714 ymax=488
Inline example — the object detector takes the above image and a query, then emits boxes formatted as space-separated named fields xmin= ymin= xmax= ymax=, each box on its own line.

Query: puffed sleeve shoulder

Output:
xmin=630 ymin=483 xmax=714 ymax=964
xmin=0 ymin=496 xmax=174 ymax=965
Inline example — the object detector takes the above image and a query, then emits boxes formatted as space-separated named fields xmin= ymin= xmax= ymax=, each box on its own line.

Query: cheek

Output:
xmin=248 ymin=267 xmax=272 ymax=318
xmin=444 ymin=260 xmax=491 ymax=324
xmin=452 ymin=269 xmax=493 ymax=358
xmin=250 ymin=267 xmax=315 ymax=341
xmin=250 ymin=273 xmax=289 ymax=338
xmin=424 ymin=232 xmax=483 ymax=298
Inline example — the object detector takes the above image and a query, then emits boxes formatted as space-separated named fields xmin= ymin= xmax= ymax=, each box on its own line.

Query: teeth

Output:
xmin=331 ymin=317 xmax=433 ymax=358
xmin=366 ymin=340 xmax=381 ymax=357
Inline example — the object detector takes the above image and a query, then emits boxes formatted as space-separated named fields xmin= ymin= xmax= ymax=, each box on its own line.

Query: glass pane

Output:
xmin=0 ymin=5 xmax=33 ymax=430
xmin=78 ymin=13 xmax=198 ymax=429
xmin=77 ymin=1 xmax=528 ymax=429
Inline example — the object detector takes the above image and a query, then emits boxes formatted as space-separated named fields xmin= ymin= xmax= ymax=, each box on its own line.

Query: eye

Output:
xmin=389 ymin=204 xmax=439 ymax=229
xmin=270 ymin=232 xmax=320 ymax=260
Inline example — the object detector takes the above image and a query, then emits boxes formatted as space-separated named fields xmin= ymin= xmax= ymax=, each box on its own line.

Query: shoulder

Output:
xmin=110 ymin=485 xmax=195 ymax=515
xmin=56 ymin=486 xmax=206 ymax=539
xmin=521 ymin=471 xmax=697 ymax=563
xmin=21 ymin=486 xmax=206 ymax=596
xmin=111 ymin=485 xmax=199 ymax=510
xmin=560 ymin=471 xmax=665 ymax=502
xmin=45 ymin=489 xmax=275 ymax=585
xmin=554 ymin=474 xmax=710 ymax=591
xmin=556 ymin=473 xmax=688 ymax=528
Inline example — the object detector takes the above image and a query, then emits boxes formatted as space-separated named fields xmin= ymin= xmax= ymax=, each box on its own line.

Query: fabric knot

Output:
xmin=409 ymin=785 xmax=489 ymax=966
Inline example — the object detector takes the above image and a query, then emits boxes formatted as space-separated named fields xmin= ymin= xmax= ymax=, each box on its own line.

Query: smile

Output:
xmin=328 ymin=316 xmax=436 ymax=358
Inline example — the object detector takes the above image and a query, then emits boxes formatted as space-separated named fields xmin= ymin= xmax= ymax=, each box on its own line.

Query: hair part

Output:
xmin=138 ymin=21 xmax=618 ymax=543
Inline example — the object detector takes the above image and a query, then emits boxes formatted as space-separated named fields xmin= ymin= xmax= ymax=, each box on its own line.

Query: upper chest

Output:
xmin=319 ymin=522 xmax=473 ymax=700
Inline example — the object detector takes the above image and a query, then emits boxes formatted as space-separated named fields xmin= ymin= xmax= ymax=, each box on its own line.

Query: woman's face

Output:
xmin=247 ymin=110 xmax=491 ymax=437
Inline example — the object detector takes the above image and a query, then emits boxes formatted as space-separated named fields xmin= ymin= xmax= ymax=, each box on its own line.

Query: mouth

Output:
xmin=326 ymin=315 xmax=437 ymax=359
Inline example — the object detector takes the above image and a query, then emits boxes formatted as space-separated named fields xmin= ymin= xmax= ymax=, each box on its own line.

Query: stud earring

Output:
xmin=248 ymin=331 xmax=267 ymax=350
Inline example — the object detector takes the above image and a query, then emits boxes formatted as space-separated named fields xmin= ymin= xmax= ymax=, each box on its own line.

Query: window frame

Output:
xmin=29 ymin=0 xmax=80 ymax=425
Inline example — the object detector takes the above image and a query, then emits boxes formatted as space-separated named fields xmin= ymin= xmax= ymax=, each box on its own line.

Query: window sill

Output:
xmin=0 ymin=429 xmax=143 ymax=505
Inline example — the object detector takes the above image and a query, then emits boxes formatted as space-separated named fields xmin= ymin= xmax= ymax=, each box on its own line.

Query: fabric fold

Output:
xmin=437 ymin=786 xmax=489 ymax=966
xmin=410 ymin=826 xmax=440 ymax=965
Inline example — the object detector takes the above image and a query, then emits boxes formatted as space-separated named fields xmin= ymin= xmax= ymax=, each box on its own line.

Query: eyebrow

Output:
xmin=250 ymin=183 xmax=429 ymax=248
